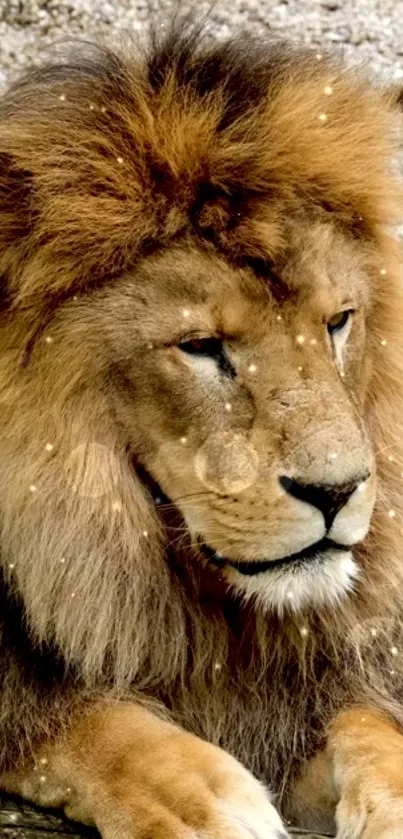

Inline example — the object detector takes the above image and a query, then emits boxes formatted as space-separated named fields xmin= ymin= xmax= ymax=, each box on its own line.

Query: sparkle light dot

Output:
xmin=9 ymin=814 xmax=18 ymax=823
xmin=296 ymin=334 xmax=305 ymax=345
xmin=225 ymin=402 xmax=232 ymax=412
xmin=45 ymin=336 xmax=53 ymax=344
xmin=300 ymin=626 xmax=309 ymax=637
xmin=29 ymin=484 xmax=37 ymax=493
xmin=73 ymin=295 xmax=78 ymax=301
xmin=361 ymin=716 xmax=366 ymax=722
xmin=214 ymin=662 xmax=222 ymax=671
xmin=390 ymin=669 xmax=396 ymax=675
xmin=180 ymin=436 xmax=187 ymax=444
xmin=370 ymin=628 xmax=377 ymax=637
xmin=340 ymin=371 xmax=345 ymax=378
xmin=117 ymin=156 xmax=124 ymax=164
xmin=182 ymin=309 xmax=190 ymax=318
xmin=388 ymin=509 xmax=396 ymax=518
xmin=324 ymin=85 xmax=333 ymax=95
xmin=142 ymin=530 xmax=148 ymax=538
xmin=71 ymin=592 xmax=76 ymax=598
xmin=60 ymin=557 xmax=66 ymax=564
xmin=59 ymin=94 xmax=66 ymax=101
xmin=380 ymin=339 xmax=387 ymax=346
xmin=287 ymin=591 xmax=294 ymax=599
xmin=39 ymin=776 xmax=47 ymax=784
xmin=66 ymin=787 xmax=72 ymax=795
xmin=329 ymin=452 xmax=338 ymax=460
xmin=9 ymin=563 xmax=15 ymax=570
xmin=276 ymin=314 xmax=282 ymax=322
xmin=248 ymin=363 xmax=257 ymax=373
xmin=318 ymin=113 xmax=328 ymax=122
xmin=40 ymin=757 xmax=48 ymax=766
xmin=388 ymin=455 xmax=395 ymax=462
xmin=101 ymin=106 xmax=106 ymax=114
xmin=155 ymin=497 xmax=162 ymax=505
xmin=310 ymin=338 xmax=318 ymax=346
xmin=112 ymin=500 xmax=122 ymax=512
xmin=391 ymin=646 xmax=398 ymax=656
xmin=45 ymin=443 xmax=54 ymax=452
xmin=89 ymin=104 xmax=95 ymax=110
xmin=316 ymin=53 xmax=323 ymax=60
xmin=380 ymin=268 xmax=387 ymax=275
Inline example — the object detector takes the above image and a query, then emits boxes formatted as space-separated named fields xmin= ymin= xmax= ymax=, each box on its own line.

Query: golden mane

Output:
xmin=0 ymin=27 xmax=403 ymax=805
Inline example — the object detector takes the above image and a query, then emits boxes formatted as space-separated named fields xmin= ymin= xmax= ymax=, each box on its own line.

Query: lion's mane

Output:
xmin=1 ymin=26 xmax=403 ymax=806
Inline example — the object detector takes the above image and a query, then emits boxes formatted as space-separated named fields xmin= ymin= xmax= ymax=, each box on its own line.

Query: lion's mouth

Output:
xmin=199 ymin=537 xmax=351 ymax=575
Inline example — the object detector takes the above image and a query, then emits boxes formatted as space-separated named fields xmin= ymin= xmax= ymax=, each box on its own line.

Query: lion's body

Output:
xmin=1 ymin=27 xmax=403 ymax=835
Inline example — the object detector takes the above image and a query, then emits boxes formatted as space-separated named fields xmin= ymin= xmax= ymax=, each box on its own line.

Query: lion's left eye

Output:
xmin=327 ymin=310 xmax=354 ymax=335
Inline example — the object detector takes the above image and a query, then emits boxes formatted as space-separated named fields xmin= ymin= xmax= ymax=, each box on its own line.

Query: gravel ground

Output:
xmin=0 ymin=0 xmax=402 ymax=92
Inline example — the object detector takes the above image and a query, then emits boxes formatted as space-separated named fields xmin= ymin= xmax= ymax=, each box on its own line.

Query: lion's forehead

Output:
xmin=279 ymin=222 xmax=371 ymax=306
xmin=120 ymin=222 xmax=370 ymax=330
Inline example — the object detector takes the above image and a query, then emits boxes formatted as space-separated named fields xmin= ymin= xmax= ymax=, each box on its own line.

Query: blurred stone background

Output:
xmin=0 ymin=0 xmax=403 ymax=92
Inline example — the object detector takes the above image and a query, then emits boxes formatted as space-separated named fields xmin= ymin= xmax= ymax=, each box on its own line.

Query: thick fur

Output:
xmin=1 ymin=25 xmax=403 ymax=828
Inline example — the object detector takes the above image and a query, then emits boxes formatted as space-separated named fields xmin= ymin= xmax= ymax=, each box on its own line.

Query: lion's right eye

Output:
xmin=178 ymin=337 xmax=223 ymax=357
xmin=178 ymin=337 xmax=236 ymax=378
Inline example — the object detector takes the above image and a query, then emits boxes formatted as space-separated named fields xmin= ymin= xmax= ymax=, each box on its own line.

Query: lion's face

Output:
xmin=85 ymin=216 xmax=376 ymax=613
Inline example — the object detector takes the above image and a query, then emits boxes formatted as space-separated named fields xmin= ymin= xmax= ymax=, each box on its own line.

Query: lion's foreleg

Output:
xmin=288 ymin=705 xmax=403 ymax=838
xmin=1 ymin=699 xmax=289 ymax=839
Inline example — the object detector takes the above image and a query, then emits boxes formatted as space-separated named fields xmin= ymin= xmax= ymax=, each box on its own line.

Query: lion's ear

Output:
xmin=0 ymin=152 xmax=35 ymax=306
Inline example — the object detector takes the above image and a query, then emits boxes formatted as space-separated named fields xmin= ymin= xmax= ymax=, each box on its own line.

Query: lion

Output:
xmin=1 ymin=23 xmax=403 ymax=839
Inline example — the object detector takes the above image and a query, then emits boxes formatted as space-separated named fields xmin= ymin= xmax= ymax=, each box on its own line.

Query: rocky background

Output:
xmin=0 ymin=0 xmax=402 ymax=92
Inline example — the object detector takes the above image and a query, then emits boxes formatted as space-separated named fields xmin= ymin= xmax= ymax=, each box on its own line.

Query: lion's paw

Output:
xmin=197 ymin=787 xmax=289 ymax=839
xmin=97 ymin=777 xmax=289 ymax=839
xmin=3 ymin=709 xmax=289 ymax=839
xmin=97 ymin=792 xmax=289 ymax=839
xmin=92 ymin=736 xmax=289 ymax=839
xmin=336 ymin=796 xmax=403 ymax=839
xmin=360 ymin=806 xmax=403 ymax=839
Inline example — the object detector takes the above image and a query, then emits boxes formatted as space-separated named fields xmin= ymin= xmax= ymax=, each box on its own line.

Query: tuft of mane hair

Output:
xmin=0 ymin=27 xmax=401 ymax=315
xmin=0 ymin=24 xmax=403 ymax=810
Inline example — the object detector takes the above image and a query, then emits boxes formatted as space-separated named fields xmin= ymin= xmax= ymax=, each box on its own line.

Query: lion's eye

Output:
xmin=178 ymin=336 xmax=236 ymax=378
xmin=178 ymin=337 xmax=223 ymax=357
xmin=327 ymin=310 xmax=353 ymax=335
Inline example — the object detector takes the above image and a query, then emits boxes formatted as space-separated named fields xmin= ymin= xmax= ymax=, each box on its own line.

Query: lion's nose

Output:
xmin=279 ymin=474 xmax=370 ymax=530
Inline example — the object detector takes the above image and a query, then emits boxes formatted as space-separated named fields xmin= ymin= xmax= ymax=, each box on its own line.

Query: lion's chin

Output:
xmin=221 ymin=549 xmax=359 ymax=615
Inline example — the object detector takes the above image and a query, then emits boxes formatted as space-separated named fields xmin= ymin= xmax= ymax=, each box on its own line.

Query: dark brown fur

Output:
xmin=1 ymin=25 xmax=403 ymax=830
